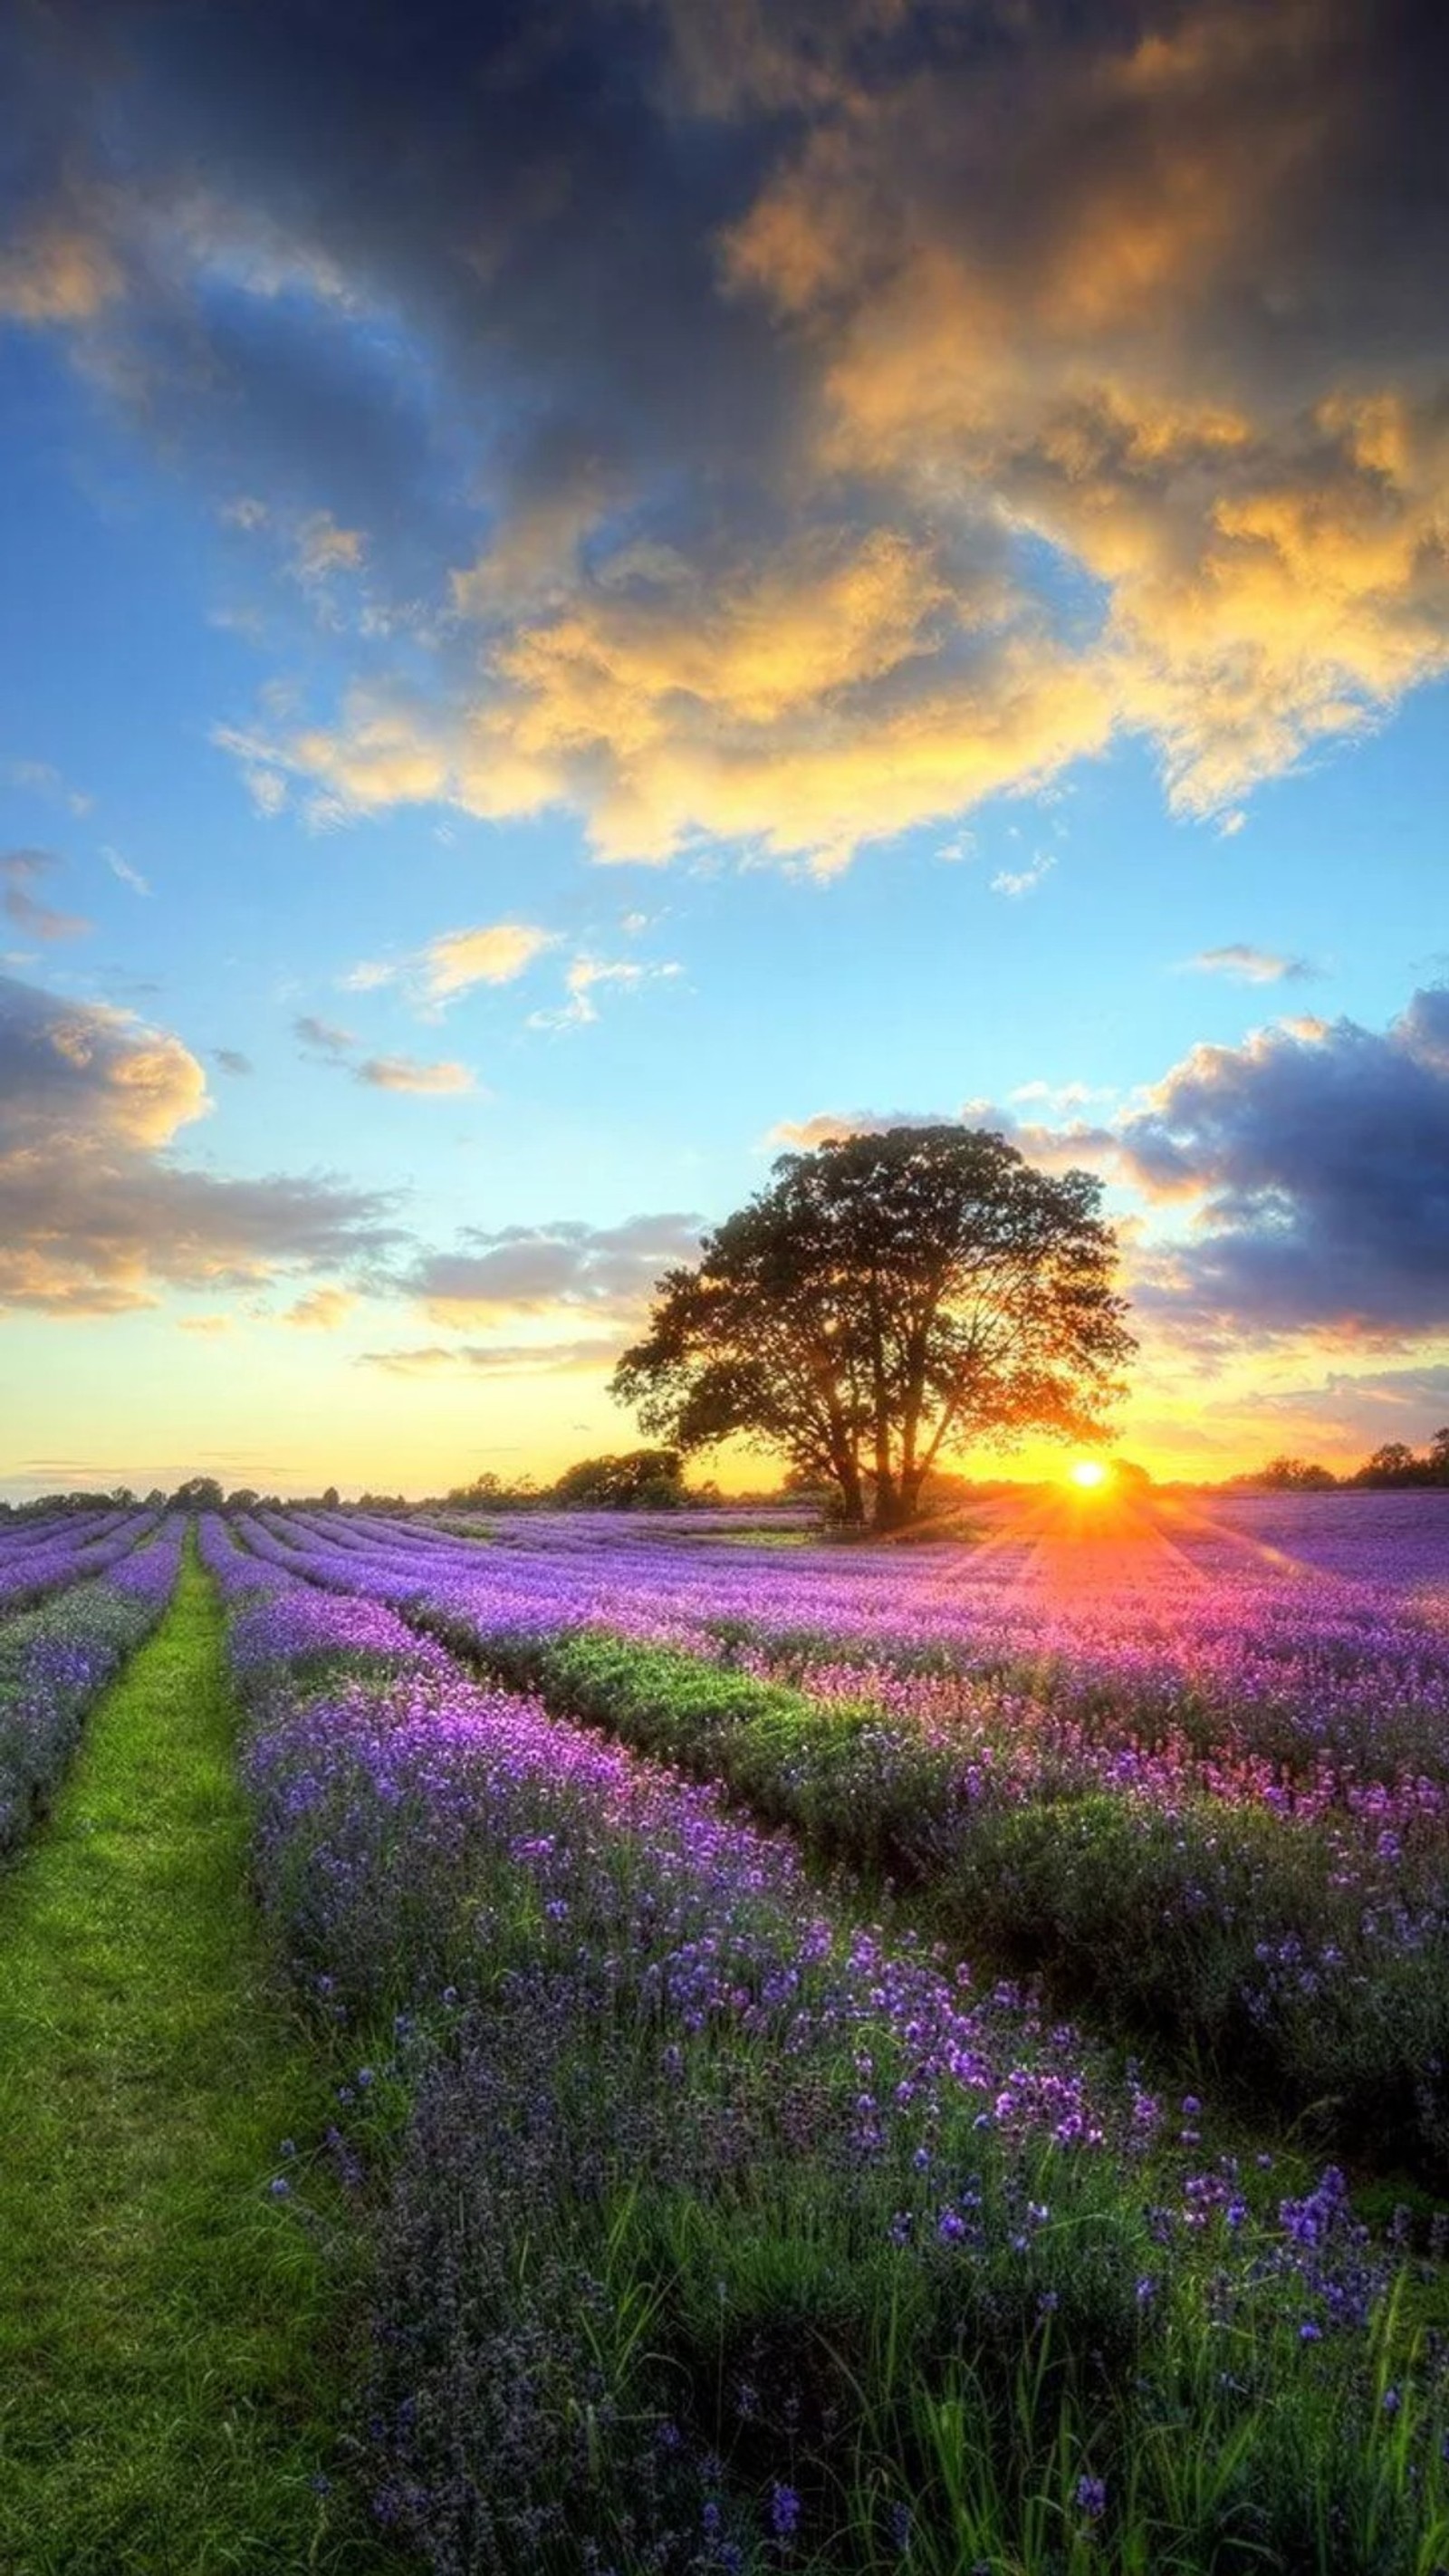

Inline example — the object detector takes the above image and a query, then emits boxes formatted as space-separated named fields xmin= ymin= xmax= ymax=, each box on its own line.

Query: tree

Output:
xmin=444 ymin=1470 xmax=539 ymax=1511
xmin=1259 ymin=1456 xmax=1339 ymax=1491
xmin=1354 ymin=1441 xmax=1424 ymax=1488
xmin=171 ymin=1475 xmax=225 ymax=1512
xmin=1427 ymin=1428 xmax=1449 ymax=1487
xmin=612 ymin=1126 xmax=1135 ymax=1533
xmin=551 ymin=1448 xmax=687 ymax=1510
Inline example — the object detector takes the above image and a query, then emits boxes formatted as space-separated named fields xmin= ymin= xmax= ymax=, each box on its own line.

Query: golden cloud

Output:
xmin=0 ymin=216 xmax=123 ymax=322
xmin=420 ymin=921 xmax=558 ymax=996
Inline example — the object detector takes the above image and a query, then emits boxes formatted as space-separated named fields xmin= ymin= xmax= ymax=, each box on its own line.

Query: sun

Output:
xmin=1069 ymin=1458 xmax=1109 ymax=1491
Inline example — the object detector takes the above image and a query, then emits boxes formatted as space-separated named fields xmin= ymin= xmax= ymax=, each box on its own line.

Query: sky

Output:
xmin=1 ymin=0 xmax=1446 ymax=1500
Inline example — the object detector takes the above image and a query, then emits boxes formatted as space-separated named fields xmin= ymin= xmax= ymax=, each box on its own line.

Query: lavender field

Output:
xmin=194 ymin=1488 xmax=1449 ymax=2571
xmin=5 ymin=1493 xmax=1449 ymax=2571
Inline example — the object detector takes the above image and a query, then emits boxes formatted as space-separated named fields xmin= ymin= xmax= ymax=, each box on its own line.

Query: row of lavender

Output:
xmin=235 ymin=1504 xmax=1449 ymax=2174
xmin=200 ymin=1509 xmax=1448 ymax=2572
xmin=0 ymin=1506 xmax=162 ymax=1617
xmin=271 ymin=1498 xmax=1449 ymax=1776
xmin=0 ymin=1517 xmax=185 ymax=1862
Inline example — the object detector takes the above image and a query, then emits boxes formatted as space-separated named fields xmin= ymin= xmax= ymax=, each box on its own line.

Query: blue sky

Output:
xmin=3 ymin=0 xmax=1447 ymax=1496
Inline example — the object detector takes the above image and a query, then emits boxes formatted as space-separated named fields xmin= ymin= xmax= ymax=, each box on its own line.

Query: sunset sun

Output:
xmin=1070 ymin=1459 xmax=1109 ymax=1491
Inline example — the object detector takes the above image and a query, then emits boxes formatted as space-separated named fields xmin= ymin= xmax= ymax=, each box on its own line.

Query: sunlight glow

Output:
xmin=1070 ymin=1459 xmax=1109 ymax=1490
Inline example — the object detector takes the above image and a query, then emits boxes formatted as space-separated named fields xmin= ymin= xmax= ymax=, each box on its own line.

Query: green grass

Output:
xmin=0 ymin=1543 xmax=397 ymax=2574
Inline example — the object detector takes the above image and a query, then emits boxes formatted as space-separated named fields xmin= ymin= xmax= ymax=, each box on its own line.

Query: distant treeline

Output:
xmin=5 ymin=1432 xmax=1448 ymax=1521
xmin=1226 ymin=1431 xmax=1449 ymax=1492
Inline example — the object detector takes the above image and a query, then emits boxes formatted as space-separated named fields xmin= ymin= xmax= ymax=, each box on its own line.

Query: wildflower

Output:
xmin=771 ymin=2484 xmax=801 ymax=2541
xmin=1076 ymin=2474 xmax=1107 ymax=2520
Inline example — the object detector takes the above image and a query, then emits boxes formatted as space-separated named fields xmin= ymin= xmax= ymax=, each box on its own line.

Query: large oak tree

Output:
xmin=612 ymin=1126 xmax=1135 ymax=1532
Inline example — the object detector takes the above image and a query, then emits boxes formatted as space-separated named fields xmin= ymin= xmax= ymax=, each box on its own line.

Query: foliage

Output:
xmin=1231 ymin=1430 xmax=1449 ymax=1492
xmin=1255 ymin=1456 xmax=1340 ymax=1491
xmin=613 ymin=1126 xmax=1135 ymax=1531
xmin=443 ymin=1469 xmax=540 ymax=1511
xmin=1352 ymin=1432 xmax=1449 ymax=1489
xmin=550 ymin=1446 xmax=687 ymax=1510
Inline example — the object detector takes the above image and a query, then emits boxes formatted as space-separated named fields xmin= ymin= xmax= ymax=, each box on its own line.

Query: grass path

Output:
xmin=0 ymin=1543 xmax=392 ymax=2574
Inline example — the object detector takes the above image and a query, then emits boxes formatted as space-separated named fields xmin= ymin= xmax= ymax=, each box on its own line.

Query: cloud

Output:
xmin=0 ymin=210 xmax=123 ymax=322
xmin=528 ymin=955 xmax=682 ymax=1030
xmin=406 ymin=1212 xmax=703 ymax=1327
xmin=1 ymin=850 xmax=92 ymax=942
xmin=213 ymin=1047 xmax=254 ymax=1075
xmin=1185 ymin=944 xmax=1314 ymax=985
xmin=354 ymin=1053 xmax=475 ymax=1095
xmin=282 ymin=1285 xmax=356 ymax=1328
xmin=764 ymin=1102 xmax=1116 ymax=1176
xmin=101 ymin=845 xmax=152 ymax=897
xmin=293 ymin=1012 xmax=475 ymax=1092
xmin=990 ymin=854 xmax=1056 ymax=899
xmin=291 ymin=509 xmax=365 ymax=585
xmin=1115 ymin=986 xmax=1449 ymax=1343
xmin=766 ymin=1108 xmax=944 ymax=1150
xmin=15 ymin=2 xmax=1449 ymax=868
xmin=346 ymin=919 xmax=558 ymax=1004
xmin=360 ymin=1336 xmax=618 ymax=1378
xmin=419 ymin=920 xmax=558 ymax=998
xmin=7 ymin=761 xmax=92 ymax=816
xmin=0 ymin=971 xmax=400 ymax=1313
xmin=294 ymin=1012 xmax=357 ymax=1060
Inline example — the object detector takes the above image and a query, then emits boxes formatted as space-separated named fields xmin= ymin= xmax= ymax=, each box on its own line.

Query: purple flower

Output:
xmin=771 ymin=2484 xmax=801 ymax=2541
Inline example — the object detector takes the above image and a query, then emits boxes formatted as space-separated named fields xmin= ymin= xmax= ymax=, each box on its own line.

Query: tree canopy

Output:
xmin=551 ymin=1447 xmax=687 ymax=1511
xmin=612 ymin=1126 xmax=1135 ymax=1531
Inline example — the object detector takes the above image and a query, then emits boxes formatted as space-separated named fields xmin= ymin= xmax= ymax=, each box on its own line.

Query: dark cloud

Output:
xmin=1119 ymin=987 xmax=1449 ymax=1342
xmin=771 ymin=988 xmax=1449 ymax=1350
xmin=6 ymin=3 xmax=1448 ymax=862
xmin=0 ymin=971 xmax=399 ymax=1313
xmin=213 ymin=1046 xmax=254 ymax=1075
xmin=407 ymin=1212 xmax=703 ymax=1323
xmin=293 ymin=1012 xmax=357 ymax=1060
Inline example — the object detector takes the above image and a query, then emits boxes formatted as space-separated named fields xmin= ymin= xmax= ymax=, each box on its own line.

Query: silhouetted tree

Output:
xmin=1259 ymin=1456 xmax=1339 ymax=1491
xmin=1354 ymin=1442 xmax=1425 ymax=1488
xmin=613 ymin=1127 xmax=1134 ymax=1533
